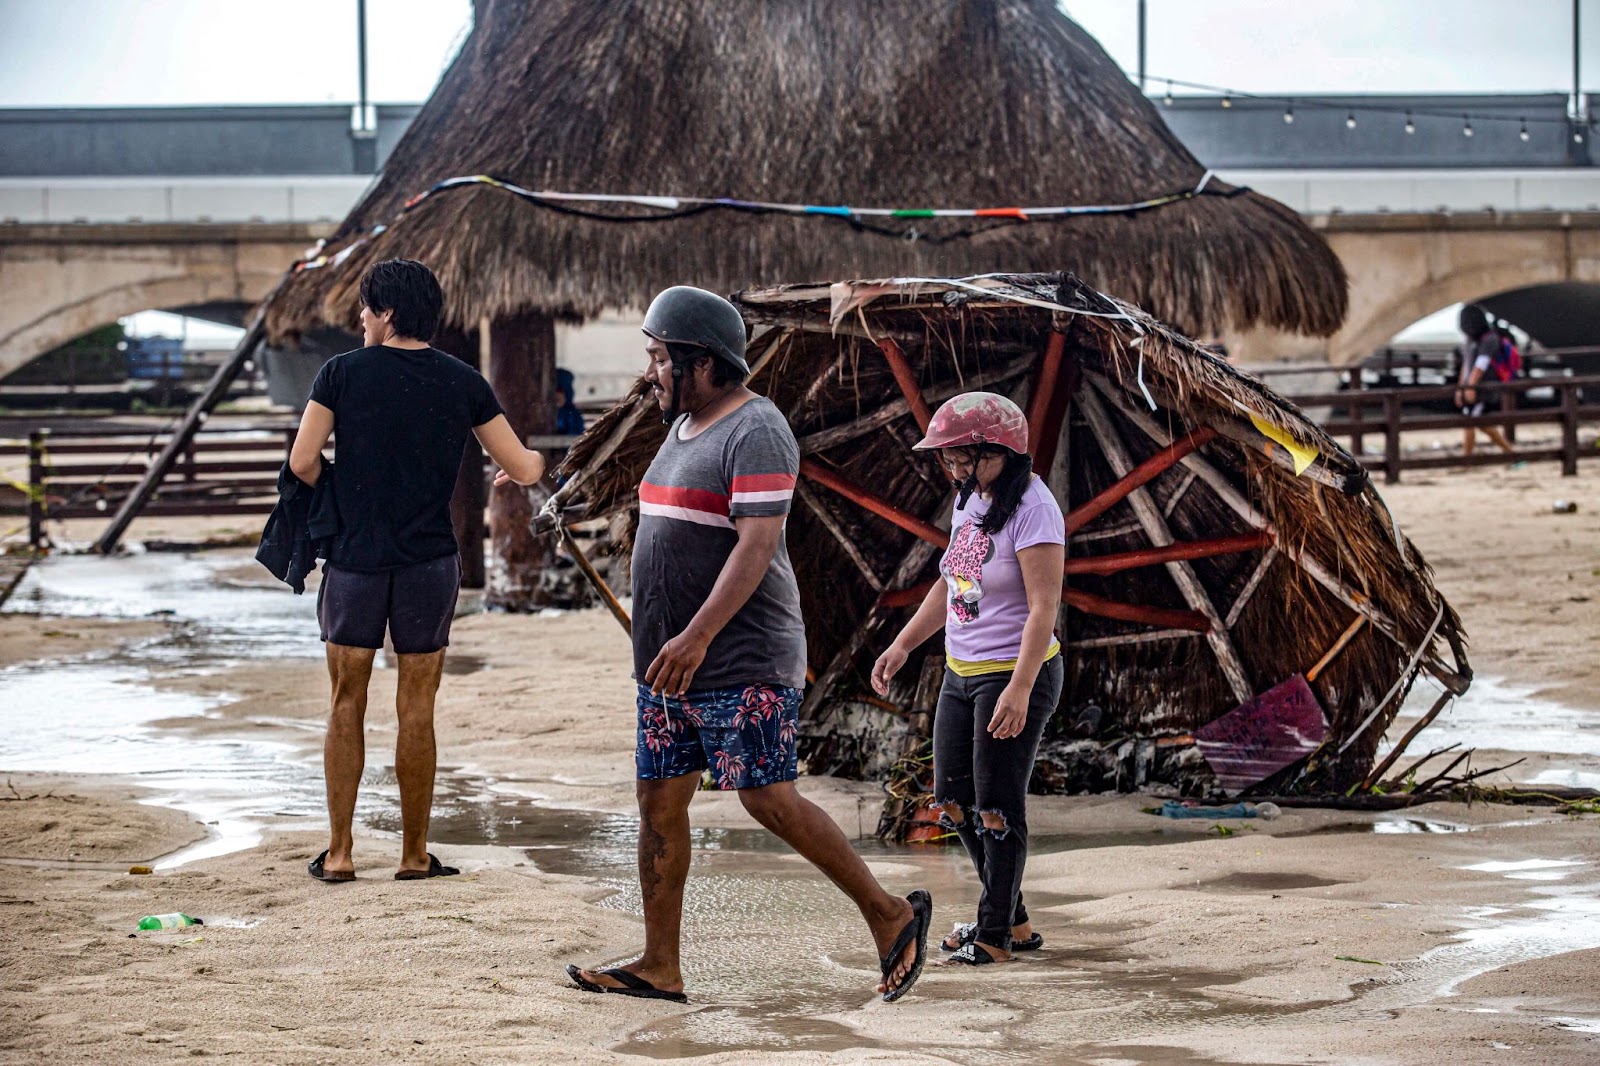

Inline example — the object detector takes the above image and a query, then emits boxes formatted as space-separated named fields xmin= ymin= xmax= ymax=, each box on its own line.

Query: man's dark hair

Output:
xmin=359 ymin=258 xmax=444 ymax=342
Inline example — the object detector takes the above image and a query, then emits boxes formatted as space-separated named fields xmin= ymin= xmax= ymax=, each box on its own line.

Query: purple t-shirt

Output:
xmin=940 ymin=475 xmax=1065 ymax=662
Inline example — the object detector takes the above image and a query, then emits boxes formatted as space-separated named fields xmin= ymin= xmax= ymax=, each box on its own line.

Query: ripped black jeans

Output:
xmin=932 ymin=655 xmax=1064 ymax=950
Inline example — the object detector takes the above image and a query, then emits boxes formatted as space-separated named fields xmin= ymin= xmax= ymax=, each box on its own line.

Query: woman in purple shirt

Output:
xmin=871 ymin=392 xmax=1065 ymax=966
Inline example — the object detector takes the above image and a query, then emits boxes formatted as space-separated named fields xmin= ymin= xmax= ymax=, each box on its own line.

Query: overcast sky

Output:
xmin=0 ymin=0 xmax=1592 ymax=107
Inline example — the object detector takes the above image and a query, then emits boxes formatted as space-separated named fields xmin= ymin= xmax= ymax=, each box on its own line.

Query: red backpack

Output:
xmin=1492 ymin=328 xmax=1523 ymax=383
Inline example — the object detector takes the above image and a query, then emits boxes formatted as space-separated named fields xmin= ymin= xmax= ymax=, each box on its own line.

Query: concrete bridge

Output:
xmin=4 ymin=94 xmax=1600 ymax=378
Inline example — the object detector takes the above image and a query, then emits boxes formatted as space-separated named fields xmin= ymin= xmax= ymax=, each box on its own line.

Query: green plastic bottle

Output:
xmin=137 ymin=913 xmax=203 ymax=931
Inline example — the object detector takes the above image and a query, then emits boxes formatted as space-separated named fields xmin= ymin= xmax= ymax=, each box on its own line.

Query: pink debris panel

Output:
xmin=1194 ymin=675 xmax=1329 ymax=795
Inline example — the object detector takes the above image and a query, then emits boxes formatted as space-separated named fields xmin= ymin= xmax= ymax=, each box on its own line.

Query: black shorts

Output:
xmin=318 ymin=554 xmax=461 ymax=654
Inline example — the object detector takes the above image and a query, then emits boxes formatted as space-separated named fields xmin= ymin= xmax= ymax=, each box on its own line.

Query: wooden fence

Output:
xmin=2 ymin=424 xmax=576 ymax=550
xmin=1281 ymin=374 xmax=1600 ymax=484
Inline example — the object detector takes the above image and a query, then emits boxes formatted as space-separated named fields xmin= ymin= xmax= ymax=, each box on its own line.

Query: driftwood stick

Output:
xmin=1457 ymin=757 xmax=1526 ymax=784
xmin=1362 ymin=688 xmax=1454 ymax=789
xmin=1382 ymin=742 xmax=1461 ymax=784
xmin=557 ymin=526 xmax=631 ymax=637
xmin=1078 ymin=385 xmax=1253 ymax=701
xmin=1412 ymin=749 xmax=1473 ymax=796
xmin=795 ymin=482 xmax=882 ymax=591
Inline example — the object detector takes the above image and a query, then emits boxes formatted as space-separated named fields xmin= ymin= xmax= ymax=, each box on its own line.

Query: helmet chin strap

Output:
xmin=662 ymin=358 xmax=688 ymax=425
xmin=956 ymin=472 xmax=980 ymax=508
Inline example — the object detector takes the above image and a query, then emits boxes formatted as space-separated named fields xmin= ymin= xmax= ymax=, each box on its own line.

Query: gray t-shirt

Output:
xmin=630 ymin=396 xmax=807 ymax=691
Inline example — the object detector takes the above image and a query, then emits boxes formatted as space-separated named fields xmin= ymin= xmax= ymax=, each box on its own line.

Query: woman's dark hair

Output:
xmin=359 ymin=258 xmax=444 ymax=342
xmin=978 ymin=446 xmax=1036 ymax=535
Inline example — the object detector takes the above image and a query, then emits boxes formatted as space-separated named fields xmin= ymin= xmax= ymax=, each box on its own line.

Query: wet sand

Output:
xmin=3 ymin=465 xmax=1600 ymax=1062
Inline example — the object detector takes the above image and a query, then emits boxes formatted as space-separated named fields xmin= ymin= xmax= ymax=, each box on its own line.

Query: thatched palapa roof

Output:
xmin=264 ymin=0 xmax=1347 ymax=342
xmin=552 ymin=272 xmax=1469 ymax=803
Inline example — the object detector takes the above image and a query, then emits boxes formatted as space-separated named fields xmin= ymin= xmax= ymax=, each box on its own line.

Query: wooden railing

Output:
xmin=1280 ymin=375 xmax=1600 ymax=484
xmin=2 ymin=425 xmax=578 ymax=550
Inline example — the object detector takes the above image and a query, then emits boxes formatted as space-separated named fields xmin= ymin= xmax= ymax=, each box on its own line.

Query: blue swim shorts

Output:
xmin=635 ymin=683 xmax=802 ymax=789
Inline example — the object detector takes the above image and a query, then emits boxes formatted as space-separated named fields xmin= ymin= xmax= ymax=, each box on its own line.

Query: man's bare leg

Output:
xmin=738 ymin=782 xmax=918 ymax=995
xmin=323 ymin=642 xmax=377 ymax=876
xmin=1485 ymin=425 xmax=1516 ymax=454
xmin=395 ymin=648 xmax=446 ymax=875
xmin=1463 ymin=428 xmax=1477 ymax=458
xmin=575 ymin=772 xmax=700 ymax=995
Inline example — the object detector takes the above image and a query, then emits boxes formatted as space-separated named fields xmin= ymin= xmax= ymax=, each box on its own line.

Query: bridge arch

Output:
xmin=1324 ymin=224 xmax=1600 ymax=365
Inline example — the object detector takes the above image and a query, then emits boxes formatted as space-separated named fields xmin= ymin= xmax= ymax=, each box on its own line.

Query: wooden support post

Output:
xmin=96 ymin=313 xmax=265 ymax=553
xmin=1384 ymin=392 xmax=1403 ymax=485
xmin=1349 ymin=393 xmax=1365 ymax=458
xmin=1064 ymin=427 xmax=1217 ymax=535
xmin=27 ymin=429 xmax=47 ymax=550
xmin=799 ymin=458 xmax=949 ymax=549
xmin=1078 ymin=386 xmax=1254 ymax=702
xmin=486 ymin=311 xmax=557 ymax=610
xmin=796 ymin=482 xmax=882 ymax=590
xmin=437 ymin=325 xmax=487 ymax=588
xmin=876 ymin=337 xmax=932 ymax=433
xmin=1561 ymin=380 xmax=1580 ymax=477
xmin=1027 ymin=333 xmax=1069 ymax=476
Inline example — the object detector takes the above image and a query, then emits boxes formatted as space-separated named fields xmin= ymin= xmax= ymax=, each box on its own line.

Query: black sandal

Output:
xmin=945 ymin=941 xmax=1002 ymax=965
xmin=566 ymin=964 xmax=688 ymax=1004
xmin=394 ymin=853 xmax=459 ymax=880
xmin=941 ymin=922 xmax=1043 ymax=952
xmin=880 ymin=889 xmax=932 ymax=1003
xmin=307 ymin=850 xmax=355 ymax=883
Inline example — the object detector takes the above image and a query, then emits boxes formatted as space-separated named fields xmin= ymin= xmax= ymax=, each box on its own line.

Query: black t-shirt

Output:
xmin=308 ymin=345 xmax=503 ymax=571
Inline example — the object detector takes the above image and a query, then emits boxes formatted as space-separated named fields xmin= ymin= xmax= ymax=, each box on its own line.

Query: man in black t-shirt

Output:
xmin=288 ymin=259 xmax=546 ymax=883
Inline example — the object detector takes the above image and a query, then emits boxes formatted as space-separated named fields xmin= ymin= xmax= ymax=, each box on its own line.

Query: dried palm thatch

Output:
xmin=550 ymin=272 xmax=1470 ymax=810
xmin=263 ymin=0 xmax=1345 ymax=343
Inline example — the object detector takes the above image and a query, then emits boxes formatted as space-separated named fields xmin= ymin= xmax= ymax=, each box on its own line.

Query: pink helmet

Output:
xmin=913 ymin=392 xmax=1029 ymax=454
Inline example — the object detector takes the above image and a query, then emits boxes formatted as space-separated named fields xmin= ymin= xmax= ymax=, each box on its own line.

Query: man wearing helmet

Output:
xmin=567 ymin=286 xmax=931 ymax=1004
xmin=871 ymin=392 xmax=1066 ymax=967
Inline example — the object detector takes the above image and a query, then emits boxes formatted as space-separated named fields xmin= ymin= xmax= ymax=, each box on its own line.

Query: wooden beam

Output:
xmin=1078 ymin=385 xmax=1254 ymax=702
xmin=796 ymin=354 xmax=1033 ymax=455
xmin=1224 ymin=547 xmax=1278 ymax=628
xmin=557 ymin=525 xmax=631 ymax=636
xmin=1070 ymin=628 xmax=1202 ymax=649
xmin=1063 ymin=585 xmax=1212 ymax=633
xmin=1063 ymin=531 xmax=1272 ymax=577
xmin=1063 ymin=427 xmax=1218 ymax=535
xmin=795 ymin=481 xmax=882 ymax=591
xmin=877 ymin=337 xmax=932 ymax=433
xmin=1027 ymin=332 xmax=1069 ymax=475
xmin=799 ymin=458 xmax=949 ymax=548
xmin=1163 ymin=469 xmax=1199 ymax=517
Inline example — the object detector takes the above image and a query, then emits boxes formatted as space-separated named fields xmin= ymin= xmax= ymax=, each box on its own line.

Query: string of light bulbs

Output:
xmin=1137 ymin=73 xmax=1593 ymax=144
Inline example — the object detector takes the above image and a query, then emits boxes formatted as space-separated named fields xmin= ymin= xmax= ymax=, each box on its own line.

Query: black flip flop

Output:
xmin=880 ymin=889 xmax=932 ymax=1003
xmin=394 ymin=853 xmax=459 ymax=880
xmin=307 ymin=850 xmax=355 ymax=883
xmin=941 ymin=922 xmax=1043 ymax=952
xmin=566 ymin=964 xmax=688 ymax=1004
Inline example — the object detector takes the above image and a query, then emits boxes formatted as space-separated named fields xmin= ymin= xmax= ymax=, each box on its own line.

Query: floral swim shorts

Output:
xmin=635 ymin=683 xmax=802 ymax=789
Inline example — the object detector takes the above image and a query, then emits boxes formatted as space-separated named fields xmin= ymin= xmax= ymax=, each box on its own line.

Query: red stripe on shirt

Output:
xmin=639 ymin=481 xmax=730 ymax=516
xmin=730 ymin=472 xmax=797 ymax=493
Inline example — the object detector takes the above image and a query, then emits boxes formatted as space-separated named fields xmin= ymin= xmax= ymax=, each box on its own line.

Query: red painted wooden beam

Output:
xmin=877 ymin=577 xmax=1212 ymax=633
xmin=800 ymin=458 xmax=948 ymax=549
xmin=877 ymin=337 xmax=932 ymax=434
xmin=1063 ymin=426 xmax=1218 ymax=535
xmin=1062 ymin=531 xmax=1273 ymax=577
xmin=1026 ymin=332 xmax=1067 ymax=474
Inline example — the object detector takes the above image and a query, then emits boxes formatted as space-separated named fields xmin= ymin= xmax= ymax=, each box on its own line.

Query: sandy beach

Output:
xmin=3 ymin=463 xmax=1600 ymax=1064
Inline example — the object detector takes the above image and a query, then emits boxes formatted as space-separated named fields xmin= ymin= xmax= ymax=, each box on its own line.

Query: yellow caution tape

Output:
xmin=1249 ymin=413 xmax=1320 ymax=476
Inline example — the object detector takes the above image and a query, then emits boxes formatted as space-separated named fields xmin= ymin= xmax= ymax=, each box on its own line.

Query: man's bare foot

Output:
xmin=942 ymin=939 xmax=1011 ymax=965
xmin=573 ymin=959 xmax=685 ymax=996
xmin=870 ymin=895 xmax=922 ymax=996
xmin=942 ymin=919 xmax=1033 ymax=951
xmin=321 ymin=848 xmax=354 ymax=876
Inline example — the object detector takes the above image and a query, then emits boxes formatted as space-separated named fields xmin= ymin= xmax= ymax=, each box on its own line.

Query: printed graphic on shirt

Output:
xmin=941 ymin=519 xmax=996 ymax=625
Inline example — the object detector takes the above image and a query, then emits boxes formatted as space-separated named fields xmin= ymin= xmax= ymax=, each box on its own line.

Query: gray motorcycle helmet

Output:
xmin=641 ymin=286 xmax=750 ymax=376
